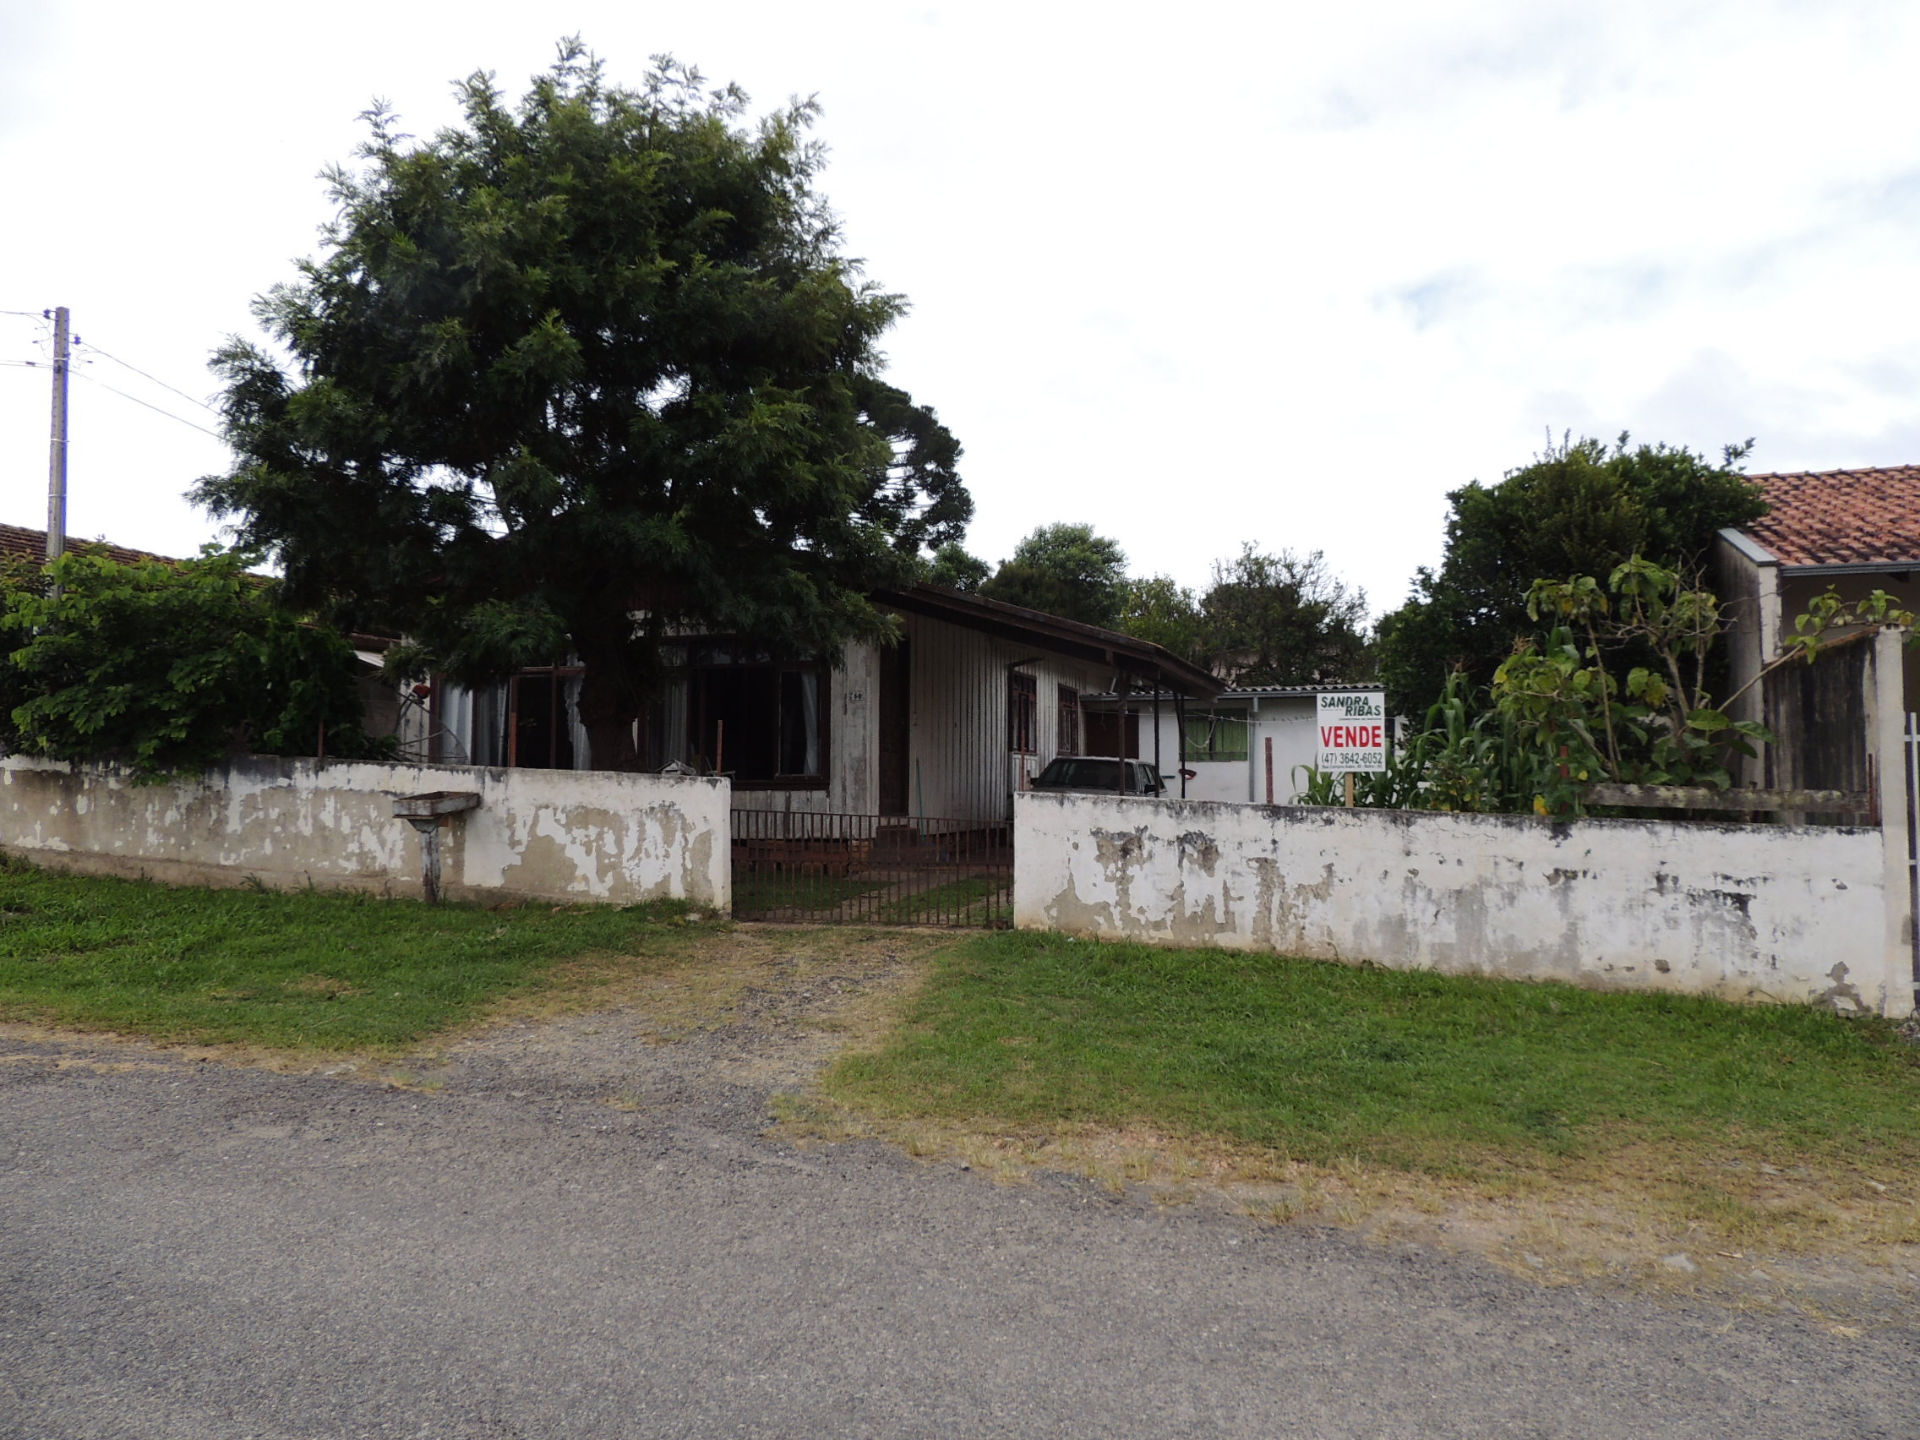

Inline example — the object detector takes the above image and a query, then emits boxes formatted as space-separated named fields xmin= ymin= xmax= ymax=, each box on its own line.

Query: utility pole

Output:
xmin=45 ymin=305 xmax=70 ymax=567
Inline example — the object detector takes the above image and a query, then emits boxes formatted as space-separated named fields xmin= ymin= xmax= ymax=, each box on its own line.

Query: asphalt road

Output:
xmin=2 ymin=1029 xmax=1915 ymax=1439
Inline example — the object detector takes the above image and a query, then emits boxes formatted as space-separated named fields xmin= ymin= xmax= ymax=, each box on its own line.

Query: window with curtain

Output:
xmin=685 ymin=642 xmax=829 ymax=786
xmin=1183 ymin=711 xmax=1249 ymax=762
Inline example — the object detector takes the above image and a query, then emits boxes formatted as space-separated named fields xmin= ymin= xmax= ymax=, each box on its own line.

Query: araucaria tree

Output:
xmin=197 ymin=43 xmax=969 ymax=769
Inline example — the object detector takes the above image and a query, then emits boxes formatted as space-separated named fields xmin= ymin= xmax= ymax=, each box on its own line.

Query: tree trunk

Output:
xmin=574 ymin=651 xmax=641 ymax=772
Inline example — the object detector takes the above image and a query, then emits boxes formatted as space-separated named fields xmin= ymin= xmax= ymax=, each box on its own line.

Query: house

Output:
xmin=1716 ymin=465 xmax=1920 ymax=715
xmin=1714 ymin=466 xmax=1919 ymax=801
xmin=0 ymin=521 xmax=169 ymax=572
xmin=1 ymin=517 xmax=1215 ymax=825
xmin=406 ymin=583 xmax=1219 ymax=826
xmin=1082 ymin=686 xmax=1403 ymax=805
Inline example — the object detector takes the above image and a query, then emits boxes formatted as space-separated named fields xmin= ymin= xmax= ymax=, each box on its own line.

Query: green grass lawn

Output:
xmin=824 ymin=930 xmax=1920 ymax=1176
xmin=0 ymin=859 xmax=707 ymax=1051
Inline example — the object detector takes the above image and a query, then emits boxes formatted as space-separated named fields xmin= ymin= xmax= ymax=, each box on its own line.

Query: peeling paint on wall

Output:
xmin=1014 ymin=792 xmax=1910 ymax=1019
xmin=0 ymin=756 xmax=730 ymax=910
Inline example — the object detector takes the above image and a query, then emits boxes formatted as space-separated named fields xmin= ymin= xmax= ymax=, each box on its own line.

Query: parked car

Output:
xmin=1029 ymin=755 xmax=1165 ymax=797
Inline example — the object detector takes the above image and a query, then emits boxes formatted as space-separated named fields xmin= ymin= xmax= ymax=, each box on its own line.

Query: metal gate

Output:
xmin=731 ymin=810 xmax=1012 ymax=927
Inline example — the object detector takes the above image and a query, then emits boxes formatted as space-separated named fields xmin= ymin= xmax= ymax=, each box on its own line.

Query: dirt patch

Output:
xmin=351 ymin=924 xmax=950 ymax=1112
xmin=282 ymin=974 xmax=366 ymax=999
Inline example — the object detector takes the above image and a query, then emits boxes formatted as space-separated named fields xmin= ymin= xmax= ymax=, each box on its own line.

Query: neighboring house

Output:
xmin=1716 ymin=465 xmax=1920 ymax=719
xmin=0 ymin=521 xmax=163 ymax=571
xmin=406 ymin=584 xmax=1218 ymax=826
xmin=1085 ymin=686 xmax=1402 ymax=805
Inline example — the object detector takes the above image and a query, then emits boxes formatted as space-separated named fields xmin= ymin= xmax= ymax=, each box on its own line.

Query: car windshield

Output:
xmin=1035 ymin=758 xmax=1161 ymax=793
xmin=1038 ymin=758 xmax=1122 ymax=789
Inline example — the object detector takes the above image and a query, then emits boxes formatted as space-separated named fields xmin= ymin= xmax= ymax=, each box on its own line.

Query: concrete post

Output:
xmin=391 ymin=790 xmax=482 ymax=904
xmin=1869 ymin=626 xmax=1914 ymax=1017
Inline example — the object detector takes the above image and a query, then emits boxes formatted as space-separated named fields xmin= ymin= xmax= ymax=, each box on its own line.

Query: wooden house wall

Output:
xmin=421 ymin=613 xmax=1137 ymax=825
xmin=731 ymin=615 xmax=1117 ymax=824
xmin=899 ymin=614 xmax=1116 ymax=824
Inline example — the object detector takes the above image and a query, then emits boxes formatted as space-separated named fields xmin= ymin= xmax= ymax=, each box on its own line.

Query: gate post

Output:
xmin=1868 ymin=628 xmax=1914 ymax=1017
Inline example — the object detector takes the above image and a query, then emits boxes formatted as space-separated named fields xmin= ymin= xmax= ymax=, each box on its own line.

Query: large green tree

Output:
xmin=1374 ymin=434 xmax=1765 ymax=715
xmin=196 ymin=44 xmax=969 ymax=769
xmin=1198 ymin=546 xmax=1372 ymax=686
xmin=980 ymin=523 xmax=1129 ymax=628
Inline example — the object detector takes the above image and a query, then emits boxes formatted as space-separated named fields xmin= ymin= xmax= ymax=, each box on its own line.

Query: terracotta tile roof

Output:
xmin=0 ymin=522 xmax=174 ymax=569
xmin=1741 ymin=465 xmax=1920 ymax=569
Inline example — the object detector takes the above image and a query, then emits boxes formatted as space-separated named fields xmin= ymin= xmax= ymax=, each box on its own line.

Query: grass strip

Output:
xmin=824 ymin=930 xmax=1920 ymax=1176
xmin=0 ymin=859 xmax=708 ymax=1051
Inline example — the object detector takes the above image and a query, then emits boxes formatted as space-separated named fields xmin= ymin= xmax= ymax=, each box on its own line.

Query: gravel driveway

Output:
xmin=2 ymin=930 xmax=1915 ymax=1439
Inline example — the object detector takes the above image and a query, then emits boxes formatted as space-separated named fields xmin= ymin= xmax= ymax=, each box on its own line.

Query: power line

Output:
xmin=73 ymin=338 xmax=221 ymax=416
xmin=72 ymin=370 xmax=226 ymax=441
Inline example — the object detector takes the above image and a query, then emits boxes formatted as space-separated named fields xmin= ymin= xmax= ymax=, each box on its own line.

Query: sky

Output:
xmin=3 ymin=0 xmax=1918 ymax=619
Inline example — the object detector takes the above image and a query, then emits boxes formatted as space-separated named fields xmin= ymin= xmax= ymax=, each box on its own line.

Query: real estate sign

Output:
xmin=1316 ymin=690 xmax=1388 ymax=773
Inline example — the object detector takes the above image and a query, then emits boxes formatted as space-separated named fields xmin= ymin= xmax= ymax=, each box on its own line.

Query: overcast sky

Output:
xmin=4 ymin=0 xmax=1918 ymax=617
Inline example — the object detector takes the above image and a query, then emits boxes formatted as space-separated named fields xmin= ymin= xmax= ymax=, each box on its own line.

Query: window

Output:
xmin=686 ymin=642 xmax=828 ymax=787
xmin=1183 ymin=711 xmax=1249 ymax=763
xmin=1008 ymin=670 xmax=1038 ymax=753
xmin=501 ymin=666 xmax=583 ymax=770
xmin=1056 ymin=685 xmax=1080 ymax=755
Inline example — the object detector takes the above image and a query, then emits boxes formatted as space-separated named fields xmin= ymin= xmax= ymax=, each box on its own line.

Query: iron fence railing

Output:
xmin=731 ymin=809 xmax=1012 ymax=928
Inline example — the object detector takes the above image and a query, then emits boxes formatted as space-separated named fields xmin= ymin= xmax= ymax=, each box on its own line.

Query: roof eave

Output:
xmin=874 ymin=583 xmax=1221 ymax=699
xmin=1776 ymin=560 xmax=1920 ymax=578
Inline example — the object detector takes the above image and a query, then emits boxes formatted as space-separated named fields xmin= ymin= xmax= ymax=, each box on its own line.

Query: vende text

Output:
xmin=1319 ymin=724 xmax=1384 ymax=749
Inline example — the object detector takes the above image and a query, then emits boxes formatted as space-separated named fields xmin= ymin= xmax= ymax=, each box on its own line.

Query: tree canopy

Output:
xmin=195 ymin=43 xmax=969 ymax=769
xmin=1115 ymin=574 xmax=1206 ymax=667
xmin=1198 ymin=546 xmax=1372 ymax=686
xmin=925 ymin=542 xmax=990 ymax=593
xmin=980 ymin=523 xmax=1129 ymax=628
xmin=1374 ymin=434 xmax=1765 ymax=716
xmin=970 ymin=529 xmax=1375 ymax=683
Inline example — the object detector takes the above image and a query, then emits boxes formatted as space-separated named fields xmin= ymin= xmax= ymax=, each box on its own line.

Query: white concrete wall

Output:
xmin=1015 ymin=792 xmax=1910 ymax=1017
xmin=0 ymin=755 xmax=730 ymax=909
xmin=1252 ymin=701 xmax=1323 ymax=804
